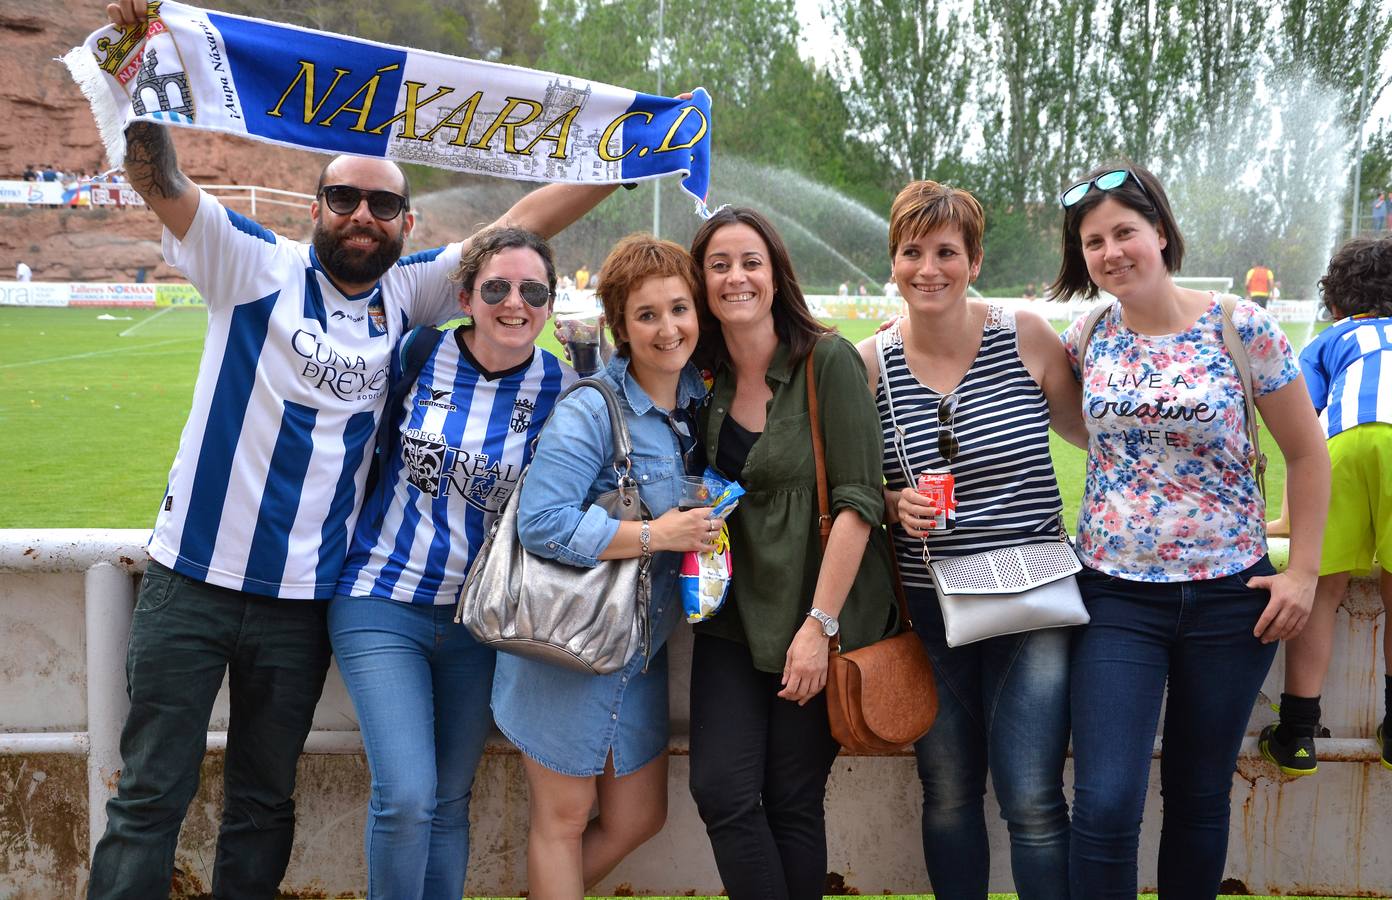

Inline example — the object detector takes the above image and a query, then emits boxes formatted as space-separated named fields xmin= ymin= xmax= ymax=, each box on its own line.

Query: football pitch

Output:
xmin=0 ymin=306 xmax=1314 ymax=529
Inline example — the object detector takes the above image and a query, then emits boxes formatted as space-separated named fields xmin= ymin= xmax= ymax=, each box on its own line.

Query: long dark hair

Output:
xmin=689 ymin=206 xmax=830 ymax=367
xmin=1050 ymin=162 xmax=1185 ymax=301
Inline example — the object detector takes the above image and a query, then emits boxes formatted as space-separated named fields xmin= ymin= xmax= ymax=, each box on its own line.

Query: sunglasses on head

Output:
xmin=1059 ymin=168 xmax=1154 ymax=209
xmin=319 ymin=184 xmax=408 ymax=220
xmin=476 ymin=278 xmax=553 ymax=308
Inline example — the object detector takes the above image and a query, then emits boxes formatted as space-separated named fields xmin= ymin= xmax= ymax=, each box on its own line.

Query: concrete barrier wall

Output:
xmin=1 ymin=531 xmax=1387 ymax=898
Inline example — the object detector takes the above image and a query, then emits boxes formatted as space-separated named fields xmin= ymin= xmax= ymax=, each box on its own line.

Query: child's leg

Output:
xmin=1382 ymin=567 xmax=1392 ymax=677
xmin=1283 ymin=571 xmax=1353 ymax=697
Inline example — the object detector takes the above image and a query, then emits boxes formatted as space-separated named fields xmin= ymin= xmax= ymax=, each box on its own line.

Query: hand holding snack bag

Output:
xmin=682 ymin=469 xmax=745 ymax=623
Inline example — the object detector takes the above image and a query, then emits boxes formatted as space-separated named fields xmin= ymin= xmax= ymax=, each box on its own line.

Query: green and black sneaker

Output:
xmin=1380 ymin=723 xmax=1391 ymax=772
xmin=1259 ymin=722 xmax=1318 ymax=776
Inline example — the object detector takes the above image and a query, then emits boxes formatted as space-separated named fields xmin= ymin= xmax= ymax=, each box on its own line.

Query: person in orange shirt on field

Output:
xmin=1245 ymin=261 xmax=1275 ymax=308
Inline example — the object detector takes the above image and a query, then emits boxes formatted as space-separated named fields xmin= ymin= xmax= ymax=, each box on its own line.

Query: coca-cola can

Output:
xmin=915 ymin=469 xmax=957 ymax=533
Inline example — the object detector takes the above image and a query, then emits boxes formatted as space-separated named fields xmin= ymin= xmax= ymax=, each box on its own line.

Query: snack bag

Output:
xmin=682 ymin=469 xmax=746 ymax=623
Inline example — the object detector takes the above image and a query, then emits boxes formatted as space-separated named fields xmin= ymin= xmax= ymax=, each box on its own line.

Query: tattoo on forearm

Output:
xmin=124 ymin=122 xmax=191 ymax=200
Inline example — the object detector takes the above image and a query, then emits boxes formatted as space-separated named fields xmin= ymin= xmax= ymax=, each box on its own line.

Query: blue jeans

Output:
xmin=328 ymin=596 xmax=496 ymax=900
xmin=906 ymin=585 xmax=1071 ymax=900
xmin=1069 ymin=558 xmax=1279 ymax=899
xmin=88 ymin=561 xmax=331 ymax=900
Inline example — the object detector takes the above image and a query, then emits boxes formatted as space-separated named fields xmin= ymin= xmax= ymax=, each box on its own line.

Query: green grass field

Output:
xmin=0 ymin=307 xmax=1319 ymax=528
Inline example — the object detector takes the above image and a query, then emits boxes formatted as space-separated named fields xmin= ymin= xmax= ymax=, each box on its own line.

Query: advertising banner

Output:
xmin=68 ymin=283 xmax=158 ymax=307
xmin=0 ymin=281 xmax=71 ymax=307
xmin=154 ymin=283 xmax=205 ymax=306
xmin=89 ymin=183 xmax=145 ymax=206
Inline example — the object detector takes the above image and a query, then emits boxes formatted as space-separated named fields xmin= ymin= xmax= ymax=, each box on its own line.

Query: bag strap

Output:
xmin=804 ymin=347 xmax=916 ymax=647
xmin=1217 ymin=295 xmax=1268 ymax=501
xmin=875 ymin=325 xmax=915 ymax=479
xmin=553 ymin=376 xmax=637 ymax=479
xmin=365 ymin=325 xmax=447 ymax=498
xmin=806 ymin=350 xmax=832 ymax=552
xmin=1076 ymin=300 xmax=1112 ymax=371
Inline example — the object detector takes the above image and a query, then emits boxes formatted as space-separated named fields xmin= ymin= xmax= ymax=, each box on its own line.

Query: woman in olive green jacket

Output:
xmin=685 ymin=206 xmax=898 ymax=900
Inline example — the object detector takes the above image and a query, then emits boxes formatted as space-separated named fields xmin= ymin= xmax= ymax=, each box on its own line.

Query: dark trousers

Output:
xmin=1068 ymin=558 xmax=1279 ymax=900
xmin=87 ymin=561 xmax=332 ymax=900
xmin=688 ymin=634 xmax=841 ymax=900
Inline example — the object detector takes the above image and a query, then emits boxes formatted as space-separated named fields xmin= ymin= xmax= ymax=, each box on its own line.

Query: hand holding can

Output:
xmin=914 ymin=470 xmax=956 ymax=534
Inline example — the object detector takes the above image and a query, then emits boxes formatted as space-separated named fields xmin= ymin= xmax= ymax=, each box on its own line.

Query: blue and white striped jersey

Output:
xmin=337 ymin=332 xmax=574 ymax=605
xmin=148 ymin=190 xmax=461 ymax=599
xmin=1300 ymin=315 xmax=1392 ymax=438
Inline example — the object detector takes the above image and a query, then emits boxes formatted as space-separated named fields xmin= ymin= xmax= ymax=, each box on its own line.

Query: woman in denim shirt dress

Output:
xmin=495 ymin=234 xmax=719 ymax=897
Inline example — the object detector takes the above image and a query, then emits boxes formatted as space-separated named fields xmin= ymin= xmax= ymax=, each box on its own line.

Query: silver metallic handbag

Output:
xmin=930 ymin=536 xmax=1087 ymax=648
xmin=874 ymin=327 xmax=1089 ymax=649
xmin=455 ymin=378 xmax=652 ymax=675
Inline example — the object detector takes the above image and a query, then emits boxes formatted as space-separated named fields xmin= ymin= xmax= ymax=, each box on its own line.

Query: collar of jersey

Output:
xmin=308 ymin=245 xmax=384 ymax=303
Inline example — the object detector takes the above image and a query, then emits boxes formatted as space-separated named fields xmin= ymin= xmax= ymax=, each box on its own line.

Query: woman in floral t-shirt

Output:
xmin=1051 ymin=163 xmax=1329 ymax=899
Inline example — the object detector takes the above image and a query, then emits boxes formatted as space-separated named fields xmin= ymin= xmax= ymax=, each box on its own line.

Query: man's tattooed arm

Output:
xmin=124 ymin=122 xmax=190 ymax=199
xmin=122 ymin=122 xmax=199 ymax=238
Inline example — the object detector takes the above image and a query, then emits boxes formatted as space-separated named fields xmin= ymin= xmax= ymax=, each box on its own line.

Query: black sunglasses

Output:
xmin=937 ymin=393 xmax=959 ymax=461
xmin=1059 ymin=168 xmax=1154 ymax=209
xmin=476 ymin=278 xmax=553 ymax=308
xmin=319 ymin=184 xmax=409 ymax=220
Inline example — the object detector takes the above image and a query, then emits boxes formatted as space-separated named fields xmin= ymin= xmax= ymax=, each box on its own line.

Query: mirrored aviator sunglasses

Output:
xmin=478 ymin=278 xmax=553 ymax=308
xmin=1059 ymin=169 xmax=1135 ymax=208
xmin=320 ymin=184 xmax=408 ymax=220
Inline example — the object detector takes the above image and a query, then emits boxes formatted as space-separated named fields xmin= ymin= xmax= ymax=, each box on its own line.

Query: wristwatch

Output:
xmin=808 ymin=607 xmax=839 ymax=638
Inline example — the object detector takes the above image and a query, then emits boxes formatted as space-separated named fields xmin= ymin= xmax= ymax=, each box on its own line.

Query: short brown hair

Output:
xmin=450 ymin=226 xmax=556 ymax=299
xmin=1319 ymin=234 xmax=1392 ymax=318
xmin=888 ymin=181 xmax=985 ymax=264
xmin=596 ymin=233 xmax=700 ymax=356
xmin=1051 ymin=162 xmax=1184 ymax=301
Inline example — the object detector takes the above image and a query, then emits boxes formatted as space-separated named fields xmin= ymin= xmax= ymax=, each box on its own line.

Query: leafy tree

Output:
xmin=831 ymin=0 xmax=975 ymax=184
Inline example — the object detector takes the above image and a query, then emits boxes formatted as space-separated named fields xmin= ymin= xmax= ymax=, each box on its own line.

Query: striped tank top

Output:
xmin=877 ymin=307 xmax=1064 ymax=589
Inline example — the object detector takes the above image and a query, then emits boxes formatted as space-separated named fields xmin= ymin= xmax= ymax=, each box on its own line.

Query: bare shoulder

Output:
xmin=1015 ymin=307 xmax=1063 ymax=351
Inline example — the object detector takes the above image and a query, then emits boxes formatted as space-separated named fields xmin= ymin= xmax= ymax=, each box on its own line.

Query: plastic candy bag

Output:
xmin=681 ymin=470 xmax=745 ymax=623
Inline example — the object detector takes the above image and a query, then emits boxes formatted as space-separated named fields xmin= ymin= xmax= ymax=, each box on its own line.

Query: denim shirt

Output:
xmin=517 ymin=354 xmax=707 ymax=646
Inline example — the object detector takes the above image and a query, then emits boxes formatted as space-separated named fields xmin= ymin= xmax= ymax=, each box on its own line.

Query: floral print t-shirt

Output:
xmin=1061 ymin=294 xmax=1300 ymax=582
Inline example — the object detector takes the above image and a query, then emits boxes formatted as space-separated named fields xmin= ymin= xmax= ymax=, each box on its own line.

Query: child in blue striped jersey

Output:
xmin=1262 ymin=234 xmax=1392 ymax=775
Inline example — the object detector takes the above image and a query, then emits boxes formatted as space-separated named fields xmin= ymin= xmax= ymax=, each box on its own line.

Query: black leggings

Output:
xmin=687 ymin=634 xmax=842 ymax=900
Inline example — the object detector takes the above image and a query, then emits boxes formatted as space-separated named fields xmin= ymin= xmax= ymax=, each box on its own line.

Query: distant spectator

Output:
xmin=837 ymin=281 xmax=849 ymax=296
xmin=1245 ymin=261 xmax=1275 ymax=308
xmin=575 ymin=262 xmax=591 ymax=290
xmin=1023 ymin=281 xmax=1039 ymax=300
xmin=857 ymin=281 xmax=868 ymax=296
xmin=1374 ymin=191 xmax=1388 ymax=233
xmin=883 ymin=278 xmax=898 ymax=298
xmin=16 ymin=261 xmax=32 ymax=282
xmin=22 ymin=163 xmax=37 ymax=182
xmin=41 ymin=165 xmax=59 ymax=183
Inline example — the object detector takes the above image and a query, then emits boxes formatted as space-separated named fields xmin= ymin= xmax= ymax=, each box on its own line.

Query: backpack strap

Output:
xmin=1076 ymin=300 xmax=1114 ymax=376
xmin=1217 ymin=294 xmax=1267 ymax=500
xmin=364 ymin=326 xmax=448 ymax=498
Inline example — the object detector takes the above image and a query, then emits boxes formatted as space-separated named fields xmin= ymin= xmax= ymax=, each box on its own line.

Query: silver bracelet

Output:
xmin=639 ymin=521 xmax=651 ymax=556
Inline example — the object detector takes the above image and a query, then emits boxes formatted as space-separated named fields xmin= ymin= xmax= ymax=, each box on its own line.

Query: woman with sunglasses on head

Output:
xmin=853 ymin=181 xmax=1084 ymax=900
xmin=496 ymin=234 xmax=717 ymax=898
xmin=1054 ymin=163 xmax=1329 ymax=898
xmin=329 ymin=226 xmax=579 ymax=900
xmin=684 ymin=207 xmax=898 ymax=900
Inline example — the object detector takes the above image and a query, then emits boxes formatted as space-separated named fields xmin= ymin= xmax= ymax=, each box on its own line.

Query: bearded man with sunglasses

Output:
xmin=85 ymin=8 xmax=618 ymax=888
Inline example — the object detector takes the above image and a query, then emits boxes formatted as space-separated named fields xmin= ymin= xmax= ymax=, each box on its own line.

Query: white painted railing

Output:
xmin=1 ymin=530 xmax=1387 ymax=897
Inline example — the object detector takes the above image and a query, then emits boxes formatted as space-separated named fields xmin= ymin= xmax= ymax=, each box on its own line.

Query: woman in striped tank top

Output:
xmin=855 ymin=181 xmax=1085 ymax=900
